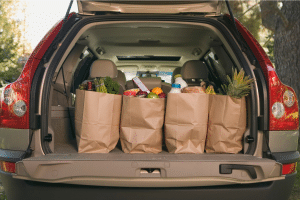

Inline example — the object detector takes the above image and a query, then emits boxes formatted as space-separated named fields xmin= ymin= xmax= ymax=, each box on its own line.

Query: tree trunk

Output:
xmin=274 ymin=2 xmax=300 ymax=99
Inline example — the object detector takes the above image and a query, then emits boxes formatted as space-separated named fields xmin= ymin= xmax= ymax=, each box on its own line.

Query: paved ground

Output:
xmin=0 ymin=183 xmax=6 ymax=200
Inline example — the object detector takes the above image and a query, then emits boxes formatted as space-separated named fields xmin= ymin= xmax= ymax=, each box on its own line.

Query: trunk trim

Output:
xmin=13 ymin=175 xmax=285 ymax=188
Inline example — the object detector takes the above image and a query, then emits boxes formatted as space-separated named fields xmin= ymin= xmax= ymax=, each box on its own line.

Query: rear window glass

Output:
xmin=117 ymin=67 xmax=173 ymax=84
xmin=117 ymin=56 xmax=181 ymax=61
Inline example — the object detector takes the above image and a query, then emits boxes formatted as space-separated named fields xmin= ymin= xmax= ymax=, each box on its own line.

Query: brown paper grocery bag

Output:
xmin=164 ymin=93 xmax=209 ymax=154
xmin=206 ymin=95 xmax=246 ymax=154
xmin=120 ymin=96 xmax=165 ymax=153
xmin=75 ymin=89 xmax=122 ymax=153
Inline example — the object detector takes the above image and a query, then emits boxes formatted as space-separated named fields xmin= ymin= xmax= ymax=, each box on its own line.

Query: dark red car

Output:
xmin=0 ymin=1 xmax=298 ymax=200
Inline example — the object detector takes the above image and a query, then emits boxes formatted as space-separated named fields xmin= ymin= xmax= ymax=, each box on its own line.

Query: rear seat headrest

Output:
xmin=116 ymin=70 xmax=126 ymax=85
xmin=90 ymin=59 xmax=118 ymax=78
xmin=181 ymin=60 xmax=208 ymax=80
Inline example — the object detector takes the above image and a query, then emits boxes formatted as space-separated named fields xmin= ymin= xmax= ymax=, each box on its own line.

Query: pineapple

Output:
xmin=221 ymin=69 xmax=253 ymax=99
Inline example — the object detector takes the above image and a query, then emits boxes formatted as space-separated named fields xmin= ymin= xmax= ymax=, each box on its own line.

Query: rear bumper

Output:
xmin=0 ymin=172 xmax=296 ymax=200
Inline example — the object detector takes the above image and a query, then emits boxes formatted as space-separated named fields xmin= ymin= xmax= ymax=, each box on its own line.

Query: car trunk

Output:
xmin=14 ymin=14 xmax=283 ymax=187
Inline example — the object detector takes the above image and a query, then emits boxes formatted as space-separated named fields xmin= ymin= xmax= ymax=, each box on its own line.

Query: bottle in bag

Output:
xmin=174 ymin=74 xmax=188 ymax=89
xmin=169 ymin=83 xmax=182 ymax=93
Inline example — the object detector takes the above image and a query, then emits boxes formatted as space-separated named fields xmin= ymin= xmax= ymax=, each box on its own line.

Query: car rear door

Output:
xmin=77 ymin=0 xmax=222 ymax=15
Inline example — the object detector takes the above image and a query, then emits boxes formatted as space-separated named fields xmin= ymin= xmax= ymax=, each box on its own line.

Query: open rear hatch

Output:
xmin=77 ymin=0 xmax=223 ymax=15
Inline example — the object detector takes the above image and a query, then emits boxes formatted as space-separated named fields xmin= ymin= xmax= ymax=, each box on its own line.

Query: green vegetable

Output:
xmin=93 ymin=77 xmax=119 ymax=94
xmin=103 ymin=76 xmax=120 ymax=94
xmin=94 ymin=78 xmax=107 ymax=93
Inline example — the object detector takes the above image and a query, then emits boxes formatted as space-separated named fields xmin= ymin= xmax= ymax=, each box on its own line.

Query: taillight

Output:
xmin=0 ymin=84 xmax=29 ymax=129
xmin=0 ymin=13 xmax=76 ymax=129
xmin=282 ymin=163 xmax=297 ymax=175
xmin=0 ymin=161 xmax=16 ymax=173
xmin=233 ymin=17 xmax=299 ymax=131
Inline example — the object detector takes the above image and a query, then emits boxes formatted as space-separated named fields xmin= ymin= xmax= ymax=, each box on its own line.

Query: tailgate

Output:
xmin=14 ymin=152 xmax=284 ymax=187
xmin=77 ymin=0 xmax=222 ymax=15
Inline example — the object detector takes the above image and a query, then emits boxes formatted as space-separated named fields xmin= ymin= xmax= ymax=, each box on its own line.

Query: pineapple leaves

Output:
xmin=221 ymin=68 xmax=253 ymax=99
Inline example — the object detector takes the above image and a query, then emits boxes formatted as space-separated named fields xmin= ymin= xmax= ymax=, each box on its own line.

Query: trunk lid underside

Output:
xmin=77 ymin=0 xmax=222 ymax=15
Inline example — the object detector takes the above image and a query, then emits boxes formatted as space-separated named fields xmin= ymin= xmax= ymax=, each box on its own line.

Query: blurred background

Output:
xmin=0 ymin=0 xmax=299 ymax=199
xmin=0 ymin=0 xmax=77 ymax=88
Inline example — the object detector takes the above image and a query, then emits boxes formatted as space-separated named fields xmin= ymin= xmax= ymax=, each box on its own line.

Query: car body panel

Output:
xmin=268 ymin=130 xmax=299 ymax=152
xmin=0 ymin=128 xmax=29 ymax=151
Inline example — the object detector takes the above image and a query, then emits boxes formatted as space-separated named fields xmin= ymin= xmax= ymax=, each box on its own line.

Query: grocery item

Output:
xmin=169 ymin=83 xmax=181 ymax=93
xmin=158 ymin=93 xmax=166 ymax=98
xmin=151 ymin=87 xmax=163 ymax=95
xmin=206 ymin=95 xmax=246 ymax=154
xmin=147 ymin=92 xmax=159 ymax=99
xmin=79 ymin=77 xmax=120 ymax=94
xmin=75 ymin=89 xmax=122 ymax=153
xmin=136 ymin=90 xmax=148 ymax=98
xmin=221 ymin=68 xmax=253 ymax=99
xmin=79 ymin=81 xmax=87 ymax=90
xmin=120 ymin=96 xmax=165 ymax=153
xmin=87 ymin=81 xmax=93 ymax=91
xmin=174 ymin=74 xmax=188 ymax=89
xmin=103 ymin=76 xmax=120 ymax=94
xmin=205 ymin=85 xmax=216 ymax=94
xmin=200 ymin=81 xmax=206 ymax=89
xmin=182 ymin=86 xmax=205 ymax=93
xmin=132 ymin=77 xmax=150 ymax=93
xmin=123 ymin=88 xmax=140 ymax=96
xmin=206 ymin=69 xmax=252 ymax=154
xmin=95 ymin=78 xmax=108 ymax=93
xmin=165 ymin=93 xmax=209 ymax=153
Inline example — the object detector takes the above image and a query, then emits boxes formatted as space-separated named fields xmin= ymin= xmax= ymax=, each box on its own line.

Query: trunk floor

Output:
xmin=34 ymin=140 xmax=273 ymax=163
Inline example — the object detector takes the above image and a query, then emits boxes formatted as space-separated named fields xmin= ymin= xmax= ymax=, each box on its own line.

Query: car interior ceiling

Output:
xmin=48 ymin=21 xmax=244 ymax=153
xmin=52 ymin=21 xmax=239 ymax=100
